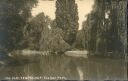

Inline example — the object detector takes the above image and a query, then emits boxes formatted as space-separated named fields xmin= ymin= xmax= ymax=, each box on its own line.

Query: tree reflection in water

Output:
xmin=0 ymin=54 xmax=127 ymax=80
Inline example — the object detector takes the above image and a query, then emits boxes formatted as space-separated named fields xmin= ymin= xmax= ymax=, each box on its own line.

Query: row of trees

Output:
xmin=24 ymin=12 xmax=71 ymax=53
xmin=0 ymin=0 xmax=126 ymax=58
xmin=23 ymin=0 xmax=78 ymax=53
xmin=75 ymin=0 xmax=127 ymax=57
xmin=0 ymin=0 xmax=79 ymax=53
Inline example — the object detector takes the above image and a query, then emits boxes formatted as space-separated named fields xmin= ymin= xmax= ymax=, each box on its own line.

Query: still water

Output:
xmin=0 ymin=54 xmax=127 ymax=80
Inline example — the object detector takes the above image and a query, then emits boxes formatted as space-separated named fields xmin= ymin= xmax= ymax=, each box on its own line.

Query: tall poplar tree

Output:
xmin=55 ymin=0 xmax=79 ymax=45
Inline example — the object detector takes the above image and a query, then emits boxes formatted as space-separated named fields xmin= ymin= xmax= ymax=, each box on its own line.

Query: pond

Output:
xmin=0 ymin=54 xmax=127 ymax=80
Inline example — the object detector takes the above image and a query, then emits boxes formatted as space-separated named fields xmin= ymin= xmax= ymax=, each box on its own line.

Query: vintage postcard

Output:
xmin=0 ymin=0 xmax=127 ymax=80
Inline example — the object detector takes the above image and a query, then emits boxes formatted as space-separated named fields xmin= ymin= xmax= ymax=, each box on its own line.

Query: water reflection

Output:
xmin=0 ymin=54 xmax=127 ymax=80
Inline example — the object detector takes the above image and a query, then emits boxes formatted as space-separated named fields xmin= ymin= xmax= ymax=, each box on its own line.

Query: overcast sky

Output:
xmin=32 ymin=0 xmax=94 ymax=30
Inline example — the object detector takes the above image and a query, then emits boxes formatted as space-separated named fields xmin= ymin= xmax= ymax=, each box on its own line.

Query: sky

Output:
xmin=32 ymin=0 xmax=94 ymax=30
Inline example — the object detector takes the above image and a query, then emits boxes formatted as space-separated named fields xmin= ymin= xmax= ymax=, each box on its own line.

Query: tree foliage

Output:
xmin=24 ymin=12 xmax=71 ymax=53
xmin=23 ymin=13 xmax=51 ymax=50
xmin=82 ymin=0 xmax=127 ymax=57
xmin=39 ymin=27 xmax=71 ymax=53
xmin=55 ymin=0 xmax=79 ymax=45
xmin=0 ymin=0 xmax=38 ymax=52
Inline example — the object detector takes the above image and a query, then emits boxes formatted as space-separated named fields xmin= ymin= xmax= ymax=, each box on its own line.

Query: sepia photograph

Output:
xmin=0 ymin=0 xmax=127 ymax=80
